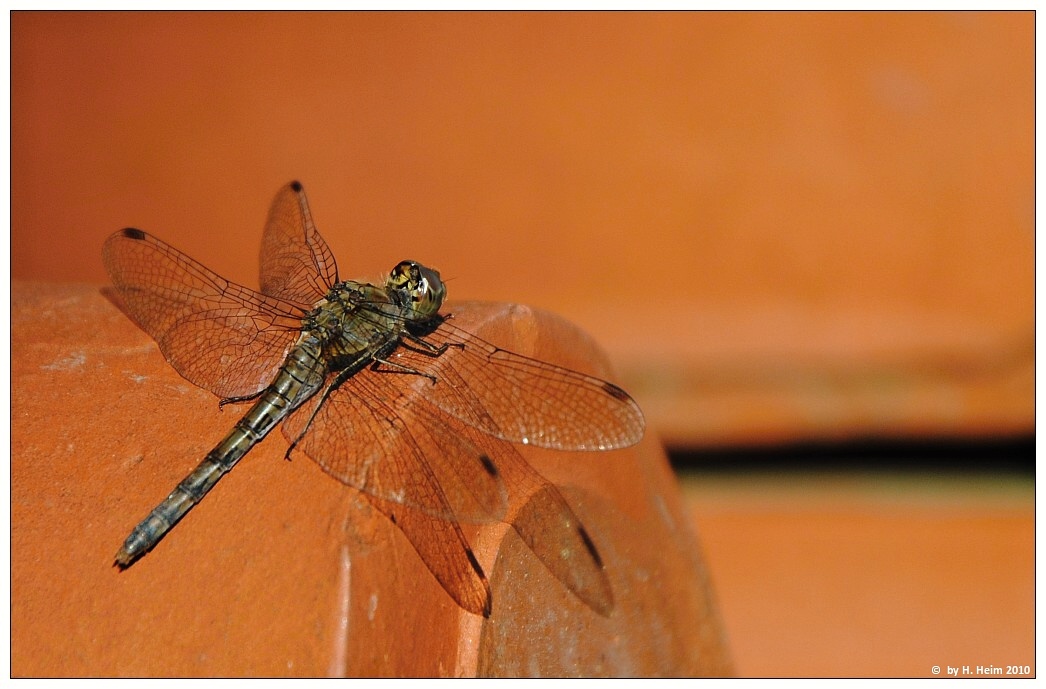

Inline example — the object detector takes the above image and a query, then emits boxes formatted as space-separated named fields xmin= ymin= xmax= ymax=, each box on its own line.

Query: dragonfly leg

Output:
xmin=283 ymin=366 xmax=356 ymax=459
xmin=400 ymin=331 xmax=463 ymax=358
xmin=366 ymin=331 xmax=467 ymax=382
xmin=218 ymin=389 xmax=265 ymax=410
xmin=369 ymin=355 xmax=437 ymax=383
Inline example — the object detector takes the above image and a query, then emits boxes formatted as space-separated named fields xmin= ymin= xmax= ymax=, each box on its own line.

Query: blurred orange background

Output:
xmin=11 ymin=11 xmax=1033 ymax=677
xmin=12 ymin=11 xmax=1033 ymax=447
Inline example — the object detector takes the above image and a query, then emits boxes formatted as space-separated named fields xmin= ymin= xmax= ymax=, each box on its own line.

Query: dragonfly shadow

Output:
xmin=360 ymin=440 xmax=615 ymax=619
xmin=99 ymin=285 xmax=129 ymax=315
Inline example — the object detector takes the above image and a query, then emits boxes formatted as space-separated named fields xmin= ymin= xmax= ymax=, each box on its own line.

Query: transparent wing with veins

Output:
xmin=393 ymin=318 xmax=645 ymax=451
xmin=102 ymin=228 xmax=307 ymax=400
xmin=259 ymin=180 xmax=339 ymax=307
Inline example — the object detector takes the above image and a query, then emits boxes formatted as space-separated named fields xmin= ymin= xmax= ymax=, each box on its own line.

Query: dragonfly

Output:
xmin=103 ymin=181 xmax=645 ymax=617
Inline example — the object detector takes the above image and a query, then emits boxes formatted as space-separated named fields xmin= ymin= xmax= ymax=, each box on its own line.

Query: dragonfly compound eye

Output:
xmin=413 ymin=264 xmax=446 ymax=317
xmin=388 ymin=261 xmax=418 ymax=289
xmin=386 ymin=261 xmax=445 ymax=317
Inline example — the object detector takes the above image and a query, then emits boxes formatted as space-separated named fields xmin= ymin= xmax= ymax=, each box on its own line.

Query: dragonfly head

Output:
xmin=388 ymin=260 xmax=446 ymax=319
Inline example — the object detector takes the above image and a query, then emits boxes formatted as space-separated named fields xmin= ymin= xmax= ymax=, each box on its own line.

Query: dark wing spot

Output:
xmin=479 ymin=454 xmax=498 ymax=477
xmin=121 ymin=228 xmax=147 ymax=240
xmin=463 ymin=548 xmax=493 ymax=618
xmin=481 ymin=591 xmax=492 ymax=618
xmin=602 ymin=381 xmax=632 ymax=403
xmin=290 ymin=180 xmax=303 ymax=192
xmin=578 ymin=525 xmax=604 ymax=568
xmin=388 ymin=511 xmax=397 ymax=525
xmin=465 ymin=547 xmax=484 ymax=578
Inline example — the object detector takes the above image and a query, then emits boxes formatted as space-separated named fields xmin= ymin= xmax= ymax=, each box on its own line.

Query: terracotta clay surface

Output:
xmin=11 ymin=282 xmax=732 ymax=677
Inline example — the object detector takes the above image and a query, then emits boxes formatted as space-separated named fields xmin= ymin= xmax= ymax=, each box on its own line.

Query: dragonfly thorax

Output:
xmin=302 ymin=283 xmax=397 ymax=365
xmin=302 ymin=262 xmax=444 ymax=371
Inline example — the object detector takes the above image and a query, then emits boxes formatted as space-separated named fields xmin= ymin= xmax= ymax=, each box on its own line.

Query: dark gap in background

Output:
xmin=668 ymin=434 xmax=1034 ymax=476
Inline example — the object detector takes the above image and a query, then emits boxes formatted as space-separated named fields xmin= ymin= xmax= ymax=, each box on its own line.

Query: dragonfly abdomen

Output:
xmin=114 ymin=341 xmax=326 ymax=568
xmin=114 ymin=427 xmax=257 ymax=568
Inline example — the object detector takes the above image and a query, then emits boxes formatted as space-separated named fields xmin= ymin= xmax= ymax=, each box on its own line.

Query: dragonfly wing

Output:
xmin=449 ymin=419 xmax=614 ymax=615
xmin=102 ymin=228 xmax=306 ymax=399
xmin=393 ymin=320 xmax=646 ymax=451
xmin=364 ymin=492 xmax=492 ymax=617
xmin=511 ymin=481 xmax=614 ymax=615
xmin=259 ymin=181 xmax=339 ymax=306
xmin=281 ymin=367 xmax=508 ymax=523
